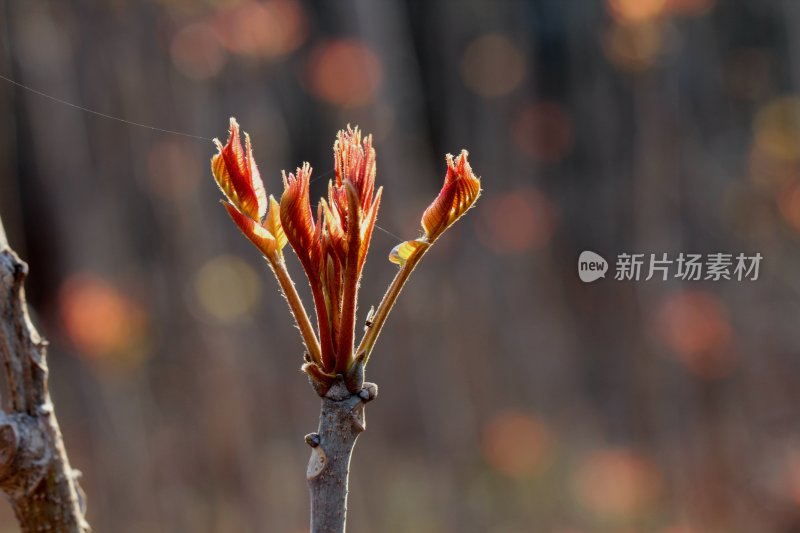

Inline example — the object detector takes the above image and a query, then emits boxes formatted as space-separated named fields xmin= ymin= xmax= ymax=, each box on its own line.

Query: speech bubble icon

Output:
xmin=578 ymin=251 xmax=608 ymax=283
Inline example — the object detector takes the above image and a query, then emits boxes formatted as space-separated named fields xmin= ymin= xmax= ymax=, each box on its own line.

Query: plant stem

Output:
xmin=356 ymin=243 xmax=430 ymax=363
xmin=306 ymin=376 xmax=376 ymax=533
xmin=270 ymin=257 xmax=322 ymax=366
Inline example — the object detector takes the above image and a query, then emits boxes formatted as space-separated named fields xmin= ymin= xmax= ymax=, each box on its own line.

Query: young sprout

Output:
xmin=212 ymin=119 xmax=481 ymax=395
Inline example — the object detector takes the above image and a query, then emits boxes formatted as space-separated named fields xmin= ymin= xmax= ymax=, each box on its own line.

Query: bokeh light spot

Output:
xmin=754 ymin=96 xmax=800 ymax=162
xmin=748 ymin=143 xmax=798 ymax=193
xmin=481 ymin=410 xmax=553 ymax=479
xmin=60 ymin=274 xmax=147 ymax=360
xmin=607 ymin=0 xmax=667 ymax=24
xmin=213 ymin=0 xmax=307 ymax=59
xmin=460 ymin=34 xmax=525 ymax=98
xmin=512 ymin=101 xmax=573 ymax=163
xmin=170 ymin=22 xmax=227 ymax=80
xmin=655 ymin=290 xmax=734 ymax=379
xmin=572 ymin=448 xmax=662 ymax=518
xmin=476 ymin=186 xmax=557 ymax=254
xmin=777 ymin=181 xmax=800 ymax=232
xmin=194 ymin=255 xmax=262 ymax=323
xmin=784 ymin=450 xmax=800 ymax=506
xmin=603 ymin=22 xmax=664 ymax=73
xmin=305 ymin=39 xmax=382 ymax=108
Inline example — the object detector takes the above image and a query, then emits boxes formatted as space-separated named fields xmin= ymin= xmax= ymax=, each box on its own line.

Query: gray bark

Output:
xmin=306 ymin=376 xmax=377 ymax=533
xmin=0 ymin=218 xmax=90 ymax=532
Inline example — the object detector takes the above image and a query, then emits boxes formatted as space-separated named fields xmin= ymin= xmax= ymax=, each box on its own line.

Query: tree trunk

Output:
xmin=0 ymin=217 xmax=90 ymax=532
xmin=306 ymin=376 xmax=376 ymax=533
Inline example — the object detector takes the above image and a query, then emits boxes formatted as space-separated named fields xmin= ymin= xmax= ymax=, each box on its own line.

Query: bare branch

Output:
xmin=306 ymin=376 xmax=377 ymax=533
xmin=0 ymin=225 xmax=90 ymax=532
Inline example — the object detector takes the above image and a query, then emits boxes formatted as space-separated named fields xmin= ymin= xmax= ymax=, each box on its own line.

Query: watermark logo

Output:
xmin=578 ymin=250 xmax=608 ymax=283
xmin=578 ymin=251 xmax=763 ymax=282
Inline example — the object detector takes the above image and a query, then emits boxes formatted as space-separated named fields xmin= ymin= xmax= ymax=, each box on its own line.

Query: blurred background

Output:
xmin=0 ymin=0 xmax=798 ymax=531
